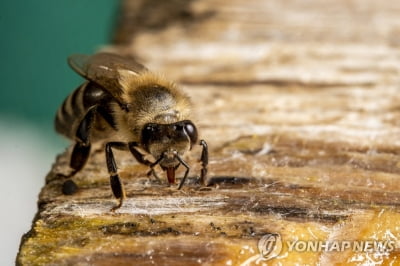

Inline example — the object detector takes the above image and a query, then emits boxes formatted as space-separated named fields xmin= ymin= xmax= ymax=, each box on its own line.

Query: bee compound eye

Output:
xmin=173 ymin=124 xmax=183 ymax=131
xmin=184 ymin=121 xmax=198 ymax=144
xmin=141 ymin=124 xmax=157 ymax=149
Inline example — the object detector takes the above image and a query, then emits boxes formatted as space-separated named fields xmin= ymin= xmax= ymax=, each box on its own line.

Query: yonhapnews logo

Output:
xmin=257 ymin=233 xmax=283 ymax=261
xmin=258 ymin=234 xmax=398 ymax=261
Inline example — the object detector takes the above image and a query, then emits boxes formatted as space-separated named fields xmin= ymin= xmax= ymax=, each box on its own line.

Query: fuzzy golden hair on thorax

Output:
xmin=115 ymin=69 xmax=193 ymax=140
xmin=117 ymin=70 xmax=178 ymax=102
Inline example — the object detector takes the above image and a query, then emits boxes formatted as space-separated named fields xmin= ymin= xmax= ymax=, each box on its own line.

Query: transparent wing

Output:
xmin=68 ymin=53 xmax=147 ymax=102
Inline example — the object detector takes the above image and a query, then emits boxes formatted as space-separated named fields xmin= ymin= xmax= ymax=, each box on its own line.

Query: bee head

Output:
xmin=141 ymin=120 xmax=198 ymax=167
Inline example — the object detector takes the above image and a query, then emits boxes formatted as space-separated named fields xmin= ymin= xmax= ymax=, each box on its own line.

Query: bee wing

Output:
xmin=68 ymin=53 xmax=147 ymax=103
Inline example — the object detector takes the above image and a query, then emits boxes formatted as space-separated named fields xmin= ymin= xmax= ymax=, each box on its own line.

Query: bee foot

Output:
xmin=62 ymin=179 xmax=78 ymax=195
xmin=110 ymin=199 xmax=124 ymax=212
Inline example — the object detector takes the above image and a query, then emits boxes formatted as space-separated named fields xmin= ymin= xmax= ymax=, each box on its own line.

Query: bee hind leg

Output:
xmin=61 ymin=107 xmax=97 ymax=195
xmin=60 ymin=142 xmax=91 ymax=195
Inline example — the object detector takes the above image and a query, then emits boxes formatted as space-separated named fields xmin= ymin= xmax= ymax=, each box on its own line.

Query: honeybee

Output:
xmin=55 ymin=52 xmax=208 ymax=210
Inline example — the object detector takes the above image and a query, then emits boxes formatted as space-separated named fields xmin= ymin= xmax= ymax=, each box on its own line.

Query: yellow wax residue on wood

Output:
xmin=319 ymin=209 xmax=400 ymax=265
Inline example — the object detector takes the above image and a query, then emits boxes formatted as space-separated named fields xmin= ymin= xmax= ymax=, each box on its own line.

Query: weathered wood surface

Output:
xmin=18 ymin=0 xmax=400 ymax=265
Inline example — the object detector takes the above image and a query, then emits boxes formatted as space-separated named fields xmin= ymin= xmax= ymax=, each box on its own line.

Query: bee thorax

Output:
xmin=154 ymin=111 xmax=180 ymax=124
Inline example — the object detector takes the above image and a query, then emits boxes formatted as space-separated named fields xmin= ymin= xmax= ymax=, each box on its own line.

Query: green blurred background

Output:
xmin=0 ymin=0 xmax=118 ymax=141
xmin=0 ymin=1 xmax=118 ymax=262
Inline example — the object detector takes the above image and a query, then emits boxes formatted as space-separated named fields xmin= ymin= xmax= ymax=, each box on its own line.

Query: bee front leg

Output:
xmin=128 ymin=142 xmax=153 ymax=165
xmin=129 ymin=142 xmax=161 ymax=183
xmin=147 ymin=156 xmax=164 ymax=183
xmin=105 ymin=142 xmax=127 ymax=211
xmin=199 ymin=140 xmax=209 ymax=186
xmin=61 ymin=106 xmax=97 ymax=195
xmin=177 ymin=155 xmax=190 ymax=190
xmin=146 ymin=168 xmax=162 ymax=183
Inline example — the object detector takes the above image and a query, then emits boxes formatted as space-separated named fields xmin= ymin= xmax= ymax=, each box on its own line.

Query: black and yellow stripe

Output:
xmin=55 ymin=82 xmax=117 ymax=141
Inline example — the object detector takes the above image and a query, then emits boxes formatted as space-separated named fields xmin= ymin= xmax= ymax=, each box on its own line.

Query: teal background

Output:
xmin=0 ymin=1 xmax=119 ymax=264
xmin=0 ymin=0 xmax=118 ymax=145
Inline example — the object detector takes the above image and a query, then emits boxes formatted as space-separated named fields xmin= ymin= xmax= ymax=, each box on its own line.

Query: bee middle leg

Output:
xmin=105 ymin=142 xmax=128 ymax=211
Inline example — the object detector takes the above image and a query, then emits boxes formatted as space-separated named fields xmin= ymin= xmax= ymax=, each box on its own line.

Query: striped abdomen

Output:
xmin=55 ymin=82 xmax=117 ymax=142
